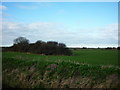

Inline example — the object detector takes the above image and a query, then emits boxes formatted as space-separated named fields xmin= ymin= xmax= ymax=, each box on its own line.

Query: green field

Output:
xmin=3 ymin=49 xmax=119 ymax=65
xmin=2 ymin=49 xmax=120 ymax=88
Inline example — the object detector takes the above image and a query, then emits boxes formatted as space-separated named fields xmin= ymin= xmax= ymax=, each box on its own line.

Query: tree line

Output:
xmin=3 ymin=37 xmax=72 ymax=56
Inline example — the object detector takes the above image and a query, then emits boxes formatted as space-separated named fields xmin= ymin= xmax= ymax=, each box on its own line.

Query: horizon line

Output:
xmin=0 ymin=44 xmax=118 ymax=48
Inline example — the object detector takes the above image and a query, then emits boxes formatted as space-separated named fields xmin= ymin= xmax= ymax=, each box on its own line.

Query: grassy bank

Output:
xmin=2 ymin=50 xmax=120 ymax=88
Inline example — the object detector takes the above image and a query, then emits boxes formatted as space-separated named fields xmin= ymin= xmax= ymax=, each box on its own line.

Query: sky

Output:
xmin=1 ymin=2 xmax=118 ymax=48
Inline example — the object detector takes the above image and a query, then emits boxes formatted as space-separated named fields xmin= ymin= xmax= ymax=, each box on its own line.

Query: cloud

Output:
xmin=2 ymin=22 xmax=64 ymax=46
xmin=2 ymin=21 xmax=118 ymax=47
xmin=97 ymin=23 xmax=118 ymax=40
xmin=0 ymin=5 xmax=7 ymax=10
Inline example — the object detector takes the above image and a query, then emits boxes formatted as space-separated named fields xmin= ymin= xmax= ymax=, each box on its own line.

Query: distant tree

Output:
xmin=47 ymin=41 xmax=58 ymax=46
xmin=13 ymin=37 xmax=29 ymax=52
xmin=105 ymin=47 xmax=113 ymax=50
xmin=35 ymin=40 xmax=43 ymax=44
xmin=58 ymin=43 xmax=66 ymax=48
xmin=73 ymin=48 xmax=77 ymax=50
xmin=113 ymin=47 xmax=116 ymax=49
xmin=46 ymin=41 xmax=58 ymax=55
xmin=7 ymin=37 xmax=72 ymax=56
xmin=13 ymin=37 xmax=29 ymax=45
xmin=82 ymin=47 xmax=87 ymax=49
xmin=29 ymin=40 xmax=46 ymax=54
xmin=117 ymin=47 xmax=120 ymax=50
xmin=98 ymin=47 xmax=100 ymax=49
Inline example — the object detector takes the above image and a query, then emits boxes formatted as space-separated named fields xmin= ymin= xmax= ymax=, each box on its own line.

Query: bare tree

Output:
xmin=13 ymin=37 xmax=29 ymax=45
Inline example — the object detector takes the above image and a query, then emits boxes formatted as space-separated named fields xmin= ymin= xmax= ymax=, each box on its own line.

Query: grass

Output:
xmin=2 ymin=49 xmax=118 ymax=66
xmin=2 ymin=49 xmax=120 ymax=88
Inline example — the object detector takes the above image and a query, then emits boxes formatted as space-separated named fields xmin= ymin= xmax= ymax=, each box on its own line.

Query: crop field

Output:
xmin=2 ymin=49 xmax=120 ymax=88
xmin=3 ymin=49 xmax=119 ymax=65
